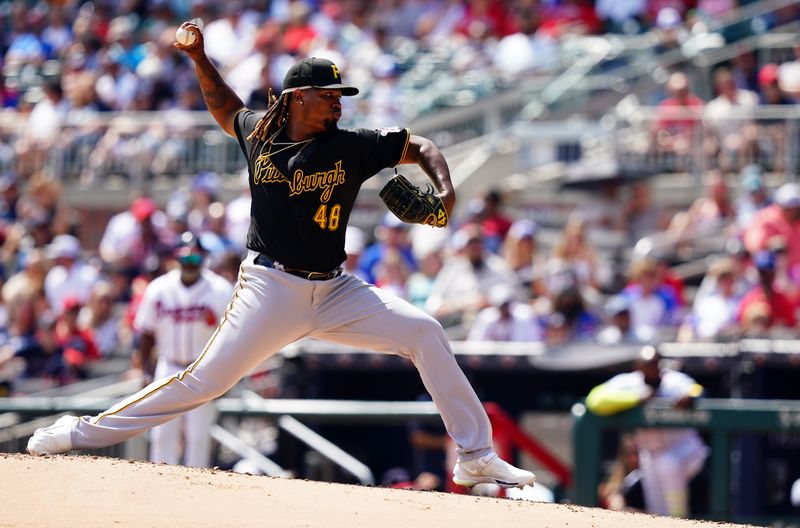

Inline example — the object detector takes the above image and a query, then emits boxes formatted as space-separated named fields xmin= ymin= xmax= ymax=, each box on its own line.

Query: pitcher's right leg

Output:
xmin=28 ymin=263 xmax=314 ymax=455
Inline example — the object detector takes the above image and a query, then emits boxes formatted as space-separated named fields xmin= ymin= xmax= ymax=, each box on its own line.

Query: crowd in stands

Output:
xmin=0 ymin=169 xmax=246 ymax=395
xmin=1 ymin=0 xmax=799 ymax=183
xmin=350 ymin=170 xmax=800 ymax=348
xmin=0 ymin=0 xmax=604 ymax=122
xmin=648 ymin=53 xmax=800 ymax=173
xmin=1 ymin=0 xmax=798 ymax=127
xmin=0 ymin=1 xmax=799 ymax=393
xmin=0 ymin=160 xmax=798 ymax=395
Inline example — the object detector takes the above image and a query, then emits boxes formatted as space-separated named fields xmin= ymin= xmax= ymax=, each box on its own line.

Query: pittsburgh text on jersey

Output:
xmin=254 ymin=158 xmax=345 ymax=203
xmin=254 ymin=155 xmax=290 ymax=186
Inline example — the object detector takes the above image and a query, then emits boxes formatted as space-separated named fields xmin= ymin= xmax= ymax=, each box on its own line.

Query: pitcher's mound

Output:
xmin=1 ymin=453 xmax=752 ymax=527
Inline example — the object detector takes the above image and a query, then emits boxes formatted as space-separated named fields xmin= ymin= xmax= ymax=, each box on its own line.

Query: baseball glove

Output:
xmin=379 ymin=173 xmax=449 ymax=228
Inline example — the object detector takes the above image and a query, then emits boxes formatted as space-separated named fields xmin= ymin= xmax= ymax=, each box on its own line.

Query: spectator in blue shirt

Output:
xmin=358 ymin=212 xmax=417 ymax=285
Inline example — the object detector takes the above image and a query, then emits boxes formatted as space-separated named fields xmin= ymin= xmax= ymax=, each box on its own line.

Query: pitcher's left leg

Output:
xmin=312 ymin=276 xmax=491 ymax=459
xmin=312 ymin=277 xmax=534 ymax=488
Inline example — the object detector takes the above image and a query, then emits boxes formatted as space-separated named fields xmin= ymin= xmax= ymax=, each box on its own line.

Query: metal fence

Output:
xmin=0 ymin=111 xmax=245 ymax=184
xmin=606 ymin=104 xmax=800 ymax=177
xmin=4 ymin=98 xmax=799 ymax=194
xmin=0 ymin=87 xmax=534 ymax=184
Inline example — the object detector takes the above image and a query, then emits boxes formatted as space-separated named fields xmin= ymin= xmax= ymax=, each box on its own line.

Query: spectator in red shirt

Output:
xmin=743 ymin=183 xmax=800 ymax=278
xmin=469 ymin=188 xmax=513 ymax=254
xmin=57 ymin=296 xmax=99 ymax=379
xmin=653 ymin=72 xmax=704 ymax=159
xmin=756 ymin=63 xmax=793 ymax=172
xmin=736 ymin=250 xmax=797 ymax=331
xmin=282 ymin=1 xmax=317 ymax=55
xmin=456 ymin=0 xmax=518 ymax=39
xmin=655 ymin=256 xmax=687 ymax=307
xmin=539 ymin=0 xmax=601 ymax=38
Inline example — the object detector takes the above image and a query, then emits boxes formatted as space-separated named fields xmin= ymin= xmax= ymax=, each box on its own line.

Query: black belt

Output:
xmin=254 ymin=253 xmax=342 ymax=281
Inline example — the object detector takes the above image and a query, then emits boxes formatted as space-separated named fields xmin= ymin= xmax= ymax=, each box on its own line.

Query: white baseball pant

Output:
xmin=149 ymin=359 xmax=216 ymax=467
xmin=70 ymin=251 xmax=494 ymax=461
xmin=638 ymin=431 xmax=709 ymax=517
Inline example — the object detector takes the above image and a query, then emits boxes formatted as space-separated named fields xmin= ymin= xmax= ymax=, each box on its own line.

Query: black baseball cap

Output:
xmin=175 ymin=231 xmax=206 ymax=254
xmin=281 ymin=57 xmax=359 ymax=96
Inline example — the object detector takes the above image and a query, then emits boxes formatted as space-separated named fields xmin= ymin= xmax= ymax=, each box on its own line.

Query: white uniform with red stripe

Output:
xmin=135 ymin=268 xmax=233 ymax=467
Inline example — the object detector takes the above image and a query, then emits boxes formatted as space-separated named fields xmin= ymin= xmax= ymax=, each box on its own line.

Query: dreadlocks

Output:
xmin=246 ymin=89 xmax=290 ymax=159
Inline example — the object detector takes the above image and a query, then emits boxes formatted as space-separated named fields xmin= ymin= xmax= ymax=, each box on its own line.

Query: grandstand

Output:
xmin=2 ymin=0 xmax=800 ymax=525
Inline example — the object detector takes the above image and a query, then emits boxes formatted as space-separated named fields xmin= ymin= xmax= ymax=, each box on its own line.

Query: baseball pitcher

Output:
xmin=28 ymin=20 xmax=534 ymax=490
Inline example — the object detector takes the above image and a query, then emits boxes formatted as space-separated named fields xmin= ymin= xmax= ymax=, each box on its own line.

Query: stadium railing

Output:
xmin=0 ymin=393 xmax=570 ymax=491
xmin=606 ymin=105 xmax=800 ymax=176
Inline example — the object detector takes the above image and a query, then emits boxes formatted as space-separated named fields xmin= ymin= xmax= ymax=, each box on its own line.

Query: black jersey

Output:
xmin=233 ymin=109 xmax=410 ymax=272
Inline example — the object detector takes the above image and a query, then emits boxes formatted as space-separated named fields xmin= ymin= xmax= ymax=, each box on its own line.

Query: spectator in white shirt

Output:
xmin=734 ymin=164 xmax=771 ymax=231
xmin=15 ymin=81 xmax=69 ymax=176
xmin=467 ymin=285 xmax=543 ymax=342
xmin=493 ymin=7 xmax=557 ymax=79
xmin=426 ymin=224 xmax=519 ymax=329
xmin=94 ymin=47 xmax=139 ymax=111
xmin=202 ymin=1 xmax=259 ymax=72
xmin=678 ymin=257 xmax=742 ymax=342
xmin=99 ymin=197 xmax=173 ymax=275
xmin=704 ymin=67 xmax=759 ymax=170
xmin=44 ymin=234 xmax=99 ymax=313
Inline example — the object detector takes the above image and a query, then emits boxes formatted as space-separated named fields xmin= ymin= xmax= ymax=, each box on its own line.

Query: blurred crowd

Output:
xmin=0 ymin=0 xmax=798 ymax=183
xmin=647 ymin=44 xmax=800 ymax=174
xmin=0 ymin=162 xmax=799 ymax=395
xmin=0 ymin=169 xmax=245 ymax=394
xmin=0 ymin=0 xmax=606 ymax=122
xmin=2 ymin=0 xmax=798 ymax=124
xmin=0 ymin=0 xmax=799 ymax=394
xmin=346 ymin=171 xmax=800 ymax=349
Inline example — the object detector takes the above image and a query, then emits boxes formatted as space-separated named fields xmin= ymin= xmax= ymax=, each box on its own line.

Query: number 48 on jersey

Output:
xmin=313 ymin=203 xmax=342 ymax=231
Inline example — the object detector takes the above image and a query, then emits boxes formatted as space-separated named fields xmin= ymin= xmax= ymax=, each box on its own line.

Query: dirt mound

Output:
xmin=0 ymin=453 xmax=752 ymax=528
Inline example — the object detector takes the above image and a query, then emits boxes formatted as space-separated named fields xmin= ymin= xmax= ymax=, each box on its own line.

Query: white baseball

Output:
xmin=176 ymin=26 xmax=196 ymax=46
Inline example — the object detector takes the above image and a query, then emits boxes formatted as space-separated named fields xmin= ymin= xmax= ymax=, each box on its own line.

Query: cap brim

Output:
xmin=311 ymin=84 xmax=359 ymax=96
xmin=282 ymin=84 xmax=359 ymax=96
xmin=331 ymin=85 xmax=359 ymax=96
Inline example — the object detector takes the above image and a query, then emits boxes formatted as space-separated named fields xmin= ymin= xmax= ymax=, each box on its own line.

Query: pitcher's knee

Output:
xmin=403 ymin=316 xmax=453 ymax=357
xmin=205 ymin=380 xmax=236 ymax=400
xmin=407 ymin=315 xmax=447 ymax=343
xmin=183 ymin=372 xmax=235 ymax=401
xmin=414 ymin=314 xmax=445 ymax=337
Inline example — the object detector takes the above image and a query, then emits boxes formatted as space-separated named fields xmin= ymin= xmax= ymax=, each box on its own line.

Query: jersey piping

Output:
xmin=92 ymin=269 xmax=246 ymax=425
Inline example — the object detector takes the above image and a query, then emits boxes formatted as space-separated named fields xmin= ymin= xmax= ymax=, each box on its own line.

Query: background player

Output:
xmin=586 ymin=345 xmax=709 ymax=517
xmin=27 ymin=20 xmax=535 ymax=490
xmin=132 ymin=232 xmax=233 ymax=467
